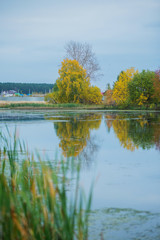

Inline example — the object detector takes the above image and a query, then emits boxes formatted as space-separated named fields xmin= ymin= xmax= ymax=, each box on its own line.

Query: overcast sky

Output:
xmin=0 ymin=0 xmax=160 ymax=90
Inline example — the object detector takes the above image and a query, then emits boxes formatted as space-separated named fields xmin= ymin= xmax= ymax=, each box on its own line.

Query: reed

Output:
xmin=0 ymin=102 xmax=105 ymax=109
xmin=0 ymin=130 xmax=93 ymax=240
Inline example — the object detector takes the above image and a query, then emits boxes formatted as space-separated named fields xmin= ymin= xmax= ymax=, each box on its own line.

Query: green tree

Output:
xmin=152 ymin=69 xmax=160 ymax=104
xmin=128 ymin=70 xmax=155 ymax=105
xmin=0 ymin=82 xmax=53 ymax=94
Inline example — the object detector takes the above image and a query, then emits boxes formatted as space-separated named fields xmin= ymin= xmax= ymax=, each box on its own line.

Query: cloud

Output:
xmin=0 ymin=0 xmax=159 ymax=85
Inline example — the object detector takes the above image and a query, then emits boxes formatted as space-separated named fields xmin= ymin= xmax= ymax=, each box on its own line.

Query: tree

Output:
xmin=104 ymin=89 xmax=115 ymax=106
xmin=86 ymin=86 xmax=103 ymax=104
xmin=0 ymin=82 xmax=53 ymax=94
xmin=65 ymin=41 xmax=100 ymax=81
xmin=106 ymin=83 xmax=111 ymax=90
xmin=128 ymin=70 xmax=155 ymax=105
xmin=152 ymin=69 xmax=160 ymax=104
xmin=56 ymin=59 xmax=89 ymax=103
xmin=112 ymin=68 xmax=138 ymax=106
xmin=45 ymin=59 xmax=102 ymax=104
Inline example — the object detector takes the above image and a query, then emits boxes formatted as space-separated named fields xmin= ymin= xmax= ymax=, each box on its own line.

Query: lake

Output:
xmin=0 ymin=109 xmax=160 ymax=239
xmin=0 ymin=96 xmax=44 ymax=101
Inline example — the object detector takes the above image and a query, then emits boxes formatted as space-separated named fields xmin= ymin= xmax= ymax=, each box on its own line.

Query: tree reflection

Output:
xmin=127 ymin=115 xmax=154 ymax=150
xmin=112 ymin=115 xmax=138 ymax=151
xmin=80 ymin=135 xmax=100 ymax=167
xmin=51 ymin=113 xmax=102 ymax=158
xmin=105 ymin=113 xmax=160 ymax=152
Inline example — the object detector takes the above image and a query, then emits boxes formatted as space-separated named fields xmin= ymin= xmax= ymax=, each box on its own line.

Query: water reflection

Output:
xmin=46 ymin=113 xmax=102 ymax=158
xmin=105 ymin=112 xmax=160 ymax=152
xmin=46 ymin=112 xmax=160 ymax=156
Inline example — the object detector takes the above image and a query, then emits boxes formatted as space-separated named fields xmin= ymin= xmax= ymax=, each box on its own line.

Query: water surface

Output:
xmin=0 ymin=109 xmax=160 ymax=239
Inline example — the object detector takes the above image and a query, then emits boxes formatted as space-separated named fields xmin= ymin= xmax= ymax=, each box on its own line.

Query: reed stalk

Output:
xmin=0 ymin=129 xmax=92 ymax=240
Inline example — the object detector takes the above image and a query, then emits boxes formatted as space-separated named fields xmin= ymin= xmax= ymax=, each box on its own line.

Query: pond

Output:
xmin=0 ymin=109 xmax=160 ymax=239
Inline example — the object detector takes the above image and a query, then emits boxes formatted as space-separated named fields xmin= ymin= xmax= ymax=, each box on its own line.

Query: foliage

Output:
xmin=112 ymin=68 xmax=138 ymax=106
xmin=86 ymin=86 xmax=102 ymax=105
xmin=103 ymin=89 xmax=115 ymax=105
xmin=56 ymin=59 xmax=89 ymax=103
xmin=52 ymin=82 xmax=59 ymax=92
xmin=152 ymin=69 xmax=160 ymax=104
xmin=137 ymin=93 xmax=148 ymax=106
xmin=44 ymin=92 xmax=59 ymax=103
xmin=65 ymin=41 xmax=100 ymax=81
xmin=0 ymin=130 xmax=93 ymax=240
xmin=128 ymin=70 xmax=155 ymax=105
xmin=0 ymin=82 xmax=53 ymax=94
xmin=106 ymin=83 xmax=111 ymax=90
xmin=47 ymin=59 xmax=102 ymax=104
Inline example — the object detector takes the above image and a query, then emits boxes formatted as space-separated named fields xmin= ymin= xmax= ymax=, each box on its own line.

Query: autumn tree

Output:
xmin=86 ymin=86 xmax=103 ymax=104
xmin=152 ymin=69 xmax=160 ymax=104
xmin=45 ymin=59 xmax=102 ymax=104
xmin=104 ymin=89 xmax=115 ymax=106
xmin=128 ymin=70 xmax=155 ymax=105
xmin=112 ymin=68 xmax=138 ymax=106
xmin=65 ymin=41 xmax=100 ymax=81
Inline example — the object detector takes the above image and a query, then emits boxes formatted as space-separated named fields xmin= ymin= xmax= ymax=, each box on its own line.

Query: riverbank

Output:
xmin=0 ymin=101 xmax=105 ymax=110
xmin=0 ymin=101 xmax=160 ymax=111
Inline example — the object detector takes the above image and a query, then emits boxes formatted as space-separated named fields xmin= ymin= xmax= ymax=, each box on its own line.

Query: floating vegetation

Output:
xmin=89 ymin=208 xmax=160 ymax=240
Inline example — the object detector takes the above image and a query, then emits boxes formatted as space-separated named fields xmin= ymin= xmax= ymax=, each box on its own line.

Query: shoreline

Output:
xmin=0 ymin=101 xmax=160 ymax=112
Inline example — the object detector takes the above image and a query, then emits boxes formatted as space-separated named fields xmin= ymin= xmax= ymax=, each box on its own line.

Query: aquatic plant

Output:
xmin=0 ymin=130 xmax=93 ymax=240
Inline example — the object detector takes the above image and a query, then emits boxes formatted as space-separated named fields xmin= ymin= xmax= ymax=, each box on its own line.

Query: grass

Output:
xmin=0 ymin=129 xmax=93 ymax=240
xmin=0 ymin=102 xmax=105 ymax=109
xmin=0 ymin=101 xmax=160 ymax=111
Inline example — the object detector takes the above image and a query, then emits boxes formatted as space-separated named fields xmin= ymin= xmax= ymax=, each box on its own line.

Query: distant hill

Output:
xmin=0 ymin=82 xmax=54 ymax=94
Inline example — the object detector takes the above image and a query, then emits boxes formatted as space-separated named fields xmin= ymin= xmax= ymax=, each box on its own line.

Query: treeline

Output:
xmin=0 ymin=82 xmax=54 ymax=94
xmin=104 ymin=68 xmax=160 ymax=108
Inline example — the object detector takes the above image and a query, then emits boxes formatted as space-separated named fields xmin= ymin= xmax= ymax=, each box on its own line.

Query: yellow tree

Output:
xmin=113 ymin=68 xmax=138 ymax=106
xmin=87 ymin=86 xmax=103 ymax=104
xmin=56 ymin=59 xmax=89 ymax=103
xmin=45 ymin=59 xmax=102 ymax=104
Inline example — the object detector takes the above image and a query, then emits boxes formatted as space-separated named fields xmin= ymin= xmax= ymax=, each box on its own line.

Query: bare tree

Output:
xmin=65 ymin=41 xmax=101 ymax=81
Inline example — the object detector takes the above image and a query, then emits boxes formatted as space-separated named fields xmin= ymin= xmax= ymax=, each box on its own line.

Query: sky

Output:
xmin=0 ymin=0 xmax=160 ymax=91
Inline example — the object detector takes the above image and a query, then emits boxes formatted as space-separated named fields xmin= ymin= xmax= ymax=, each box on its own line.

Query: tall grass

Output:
xmin=0 ymin=129 xmax=93 ymax=240
xmin=0 ymin=102 xmax=105 ymax=109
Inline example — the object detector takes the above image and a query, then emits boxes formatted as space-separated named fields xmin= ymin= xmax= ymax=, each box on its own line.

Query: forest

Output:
xmin=0 ymin=82 xmax=54 ymax=94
